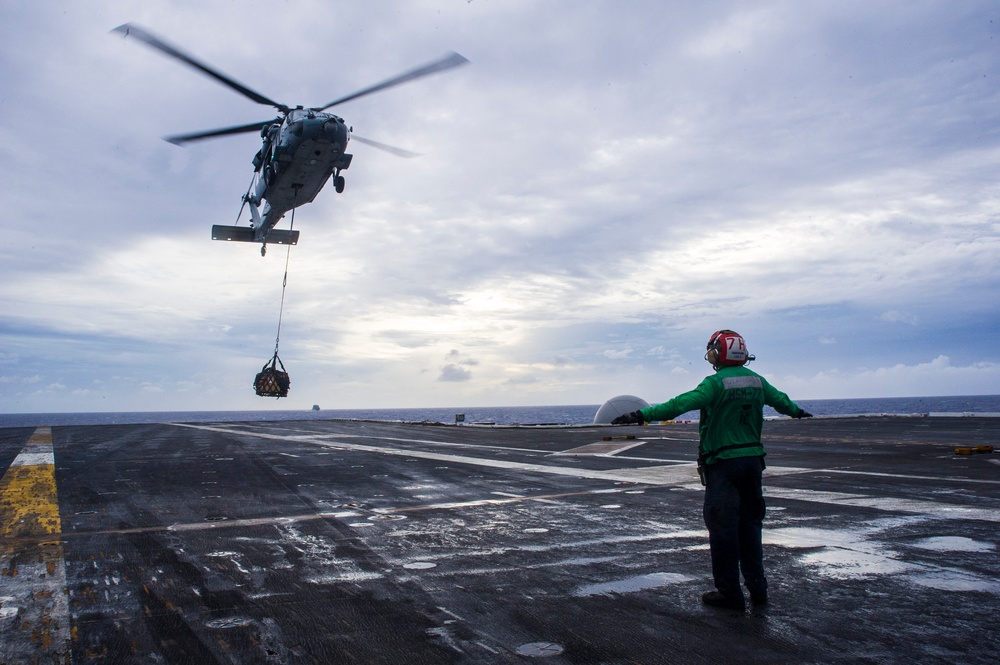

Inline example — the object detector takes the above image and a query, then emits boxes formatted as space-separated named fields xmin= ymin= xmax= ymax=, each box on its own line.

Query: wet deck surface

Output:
xmin=2 ymin=416 xmax=998 ymax=663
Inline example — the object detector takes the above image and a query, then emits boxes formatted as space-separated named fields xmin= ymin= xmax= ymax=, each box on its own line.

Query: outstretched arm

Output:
xmin=763 ymin=380 xmax=812 ymax=418
xmin=639 ymin=377 xmax=718 ymax=423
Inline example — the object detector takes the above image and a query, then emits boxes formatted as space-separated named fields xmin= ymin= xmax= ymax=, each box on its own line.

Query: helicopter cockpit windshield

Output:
xmin=285 ymin=108 xmax=316 ymax=122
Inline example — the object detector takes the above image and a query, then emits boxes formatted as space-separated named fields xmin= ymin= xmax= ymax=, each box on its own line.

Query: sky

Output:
xmin=2 ymin=0 xmax=999 ymax=413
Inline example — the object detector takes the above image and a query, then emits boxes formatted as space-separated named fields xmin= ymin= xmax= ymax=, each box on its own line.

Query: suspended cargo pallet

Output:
xmin=255 ymin=354 xmax=290 ymax=398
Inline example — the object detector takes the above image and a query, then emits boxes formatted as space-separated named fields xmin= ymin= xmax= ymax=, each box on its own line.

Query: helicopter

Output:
xmin=112 ymin=23 xmax=468 ymax=255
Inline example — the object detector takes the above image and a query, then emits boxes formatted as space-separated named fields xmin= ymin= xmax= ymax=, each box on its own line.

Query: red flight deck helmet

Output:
xmin=705 ymin=329 xmax=753 ymax=368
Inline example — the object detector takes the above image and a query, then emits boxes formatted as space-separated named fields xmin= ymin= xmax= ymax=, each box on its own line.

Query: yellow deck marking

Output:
xmin=0 ymin=426 xmax=72 ymax=662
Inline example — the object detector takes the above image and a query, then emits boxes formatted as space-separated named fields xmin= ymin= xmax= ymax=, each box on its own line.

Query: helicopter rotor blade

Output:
xmin=112 ymin=23 xmax=288 ymax=111
xmin=316 ymin=51 xmax=469 ymax=111
xmin=350 ymin=134 xmax=421 ymax=159
xmin=165 ymin=119 xmax=278 ymax=146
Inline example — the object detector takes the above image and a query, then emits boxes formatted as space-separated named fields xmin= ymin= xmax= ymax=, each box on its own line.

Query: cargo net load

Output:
xmin=254 ymin=353 xmax=290 ymax=398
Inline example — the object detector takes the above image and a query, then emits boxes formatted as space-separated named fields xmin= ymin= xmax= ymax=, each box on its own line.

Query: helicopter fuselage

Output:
xmin=113 ymin=23 xmax=467 ymax=252
xmin=247 ymin=109 xmax=353 ymax=241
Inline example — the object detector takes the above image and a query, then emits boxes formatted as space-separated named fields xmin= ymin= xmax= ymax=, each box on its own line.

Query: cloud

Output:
xmin=880 ymin=310 xmax=919 ymax=325
xmin=776 ymin=356 xmax=1000 ymax=400
xmin=1 ymin=1 xmax=998 ymax=412
xmin=684 ymin=6 xmax=780 ymax=58
xmin=438 ymin=364 xmax=472 ymax=382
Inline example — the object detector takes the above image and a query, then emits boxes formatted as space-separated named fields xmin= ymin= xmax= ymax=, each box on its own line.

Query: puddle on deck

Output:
xmin=574 ymin=572 xmax=694 ymax=597
xmin=764 ymin=522 xmax=998 ymax=593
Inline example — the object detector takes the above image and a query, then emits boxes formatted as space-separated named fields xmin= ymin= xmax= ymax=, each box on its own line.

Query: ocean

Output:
xmin=1 ymin=395 xmax=998 ymax=429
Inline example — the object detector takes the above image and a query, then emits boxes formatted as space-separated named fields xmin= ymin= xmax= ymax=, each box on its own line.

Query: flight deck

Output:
xmin=1 ymin=416 xmax=998 ymax=663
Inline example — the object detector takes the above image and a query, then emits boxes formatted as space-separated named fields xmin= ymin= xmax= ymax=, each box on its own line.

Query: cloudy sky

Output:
xmin=2 ymin=0 xmax=999 ymax=413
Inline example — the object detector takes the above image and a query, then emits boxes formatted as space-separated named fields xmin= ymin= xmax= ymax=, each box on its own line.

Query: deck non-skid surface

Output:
xmin=1 ymin=417 xmax=998 ymax=663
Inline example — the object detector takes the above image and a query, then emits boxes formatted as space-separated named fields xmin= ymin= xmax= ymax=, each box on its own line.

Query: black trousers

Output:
xmin=702 ymin=455 xmax=767 ymax=598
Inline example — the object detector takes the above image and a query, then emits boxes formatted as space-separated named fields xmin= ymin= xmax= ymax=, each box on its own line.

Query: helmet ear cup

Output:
xmin=706 ymin=347 xmax=719 ymax=365
xmin=706 ymin=330 xmax=724 ymax=366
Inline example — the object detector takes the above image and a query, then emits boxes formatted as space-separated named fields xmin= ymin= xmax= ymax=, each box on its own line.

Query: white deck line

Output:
xmin=174 ymin=423 xmax=1000 ymax=523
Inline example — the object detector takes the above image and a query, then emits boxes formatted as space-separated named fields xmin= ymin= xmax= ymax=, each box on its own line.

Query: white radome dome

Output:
xmin=593 ymin=395 xmax=650 ymax=424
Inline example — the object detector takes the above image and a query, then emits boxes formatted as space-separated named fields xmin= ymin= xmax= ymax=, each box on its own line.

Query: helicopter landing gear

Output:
xmin=334 ymin=173 xmax=345 ymax=194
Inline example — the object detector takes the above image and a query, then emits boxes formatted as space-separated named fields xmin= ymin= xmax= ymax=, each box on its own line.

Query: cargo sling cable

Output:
xmin=254 ymin=193 xmax=297 ymax=398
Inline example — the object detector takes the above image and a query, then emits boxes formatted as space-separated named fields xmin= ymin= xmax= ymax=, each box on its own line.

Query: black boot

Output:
xmin=702 ymin=591 xmax=745 ymax=609
xmin=745 ymin=584 xmax=768 ymax=605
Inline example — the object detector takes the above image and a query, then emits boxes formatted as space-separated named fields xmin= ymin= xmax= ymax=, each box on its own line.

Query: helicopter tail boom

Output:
xmin=212 ymin=225 xmax=299 ymax=246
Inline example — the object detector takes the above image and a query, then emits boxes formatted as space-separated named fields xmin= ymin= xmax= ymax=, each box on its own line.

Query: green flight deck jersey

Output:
xmin=640 ymin=365 xmax=806 ymax=465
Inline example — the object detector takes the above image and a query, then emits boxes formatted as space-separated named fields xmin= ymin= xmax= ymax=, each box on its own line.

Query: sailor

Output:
xmin=252 ymin=123 xmax=280 ymax=172
xmin=612 ymin=330 xmax=811 ymax=609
